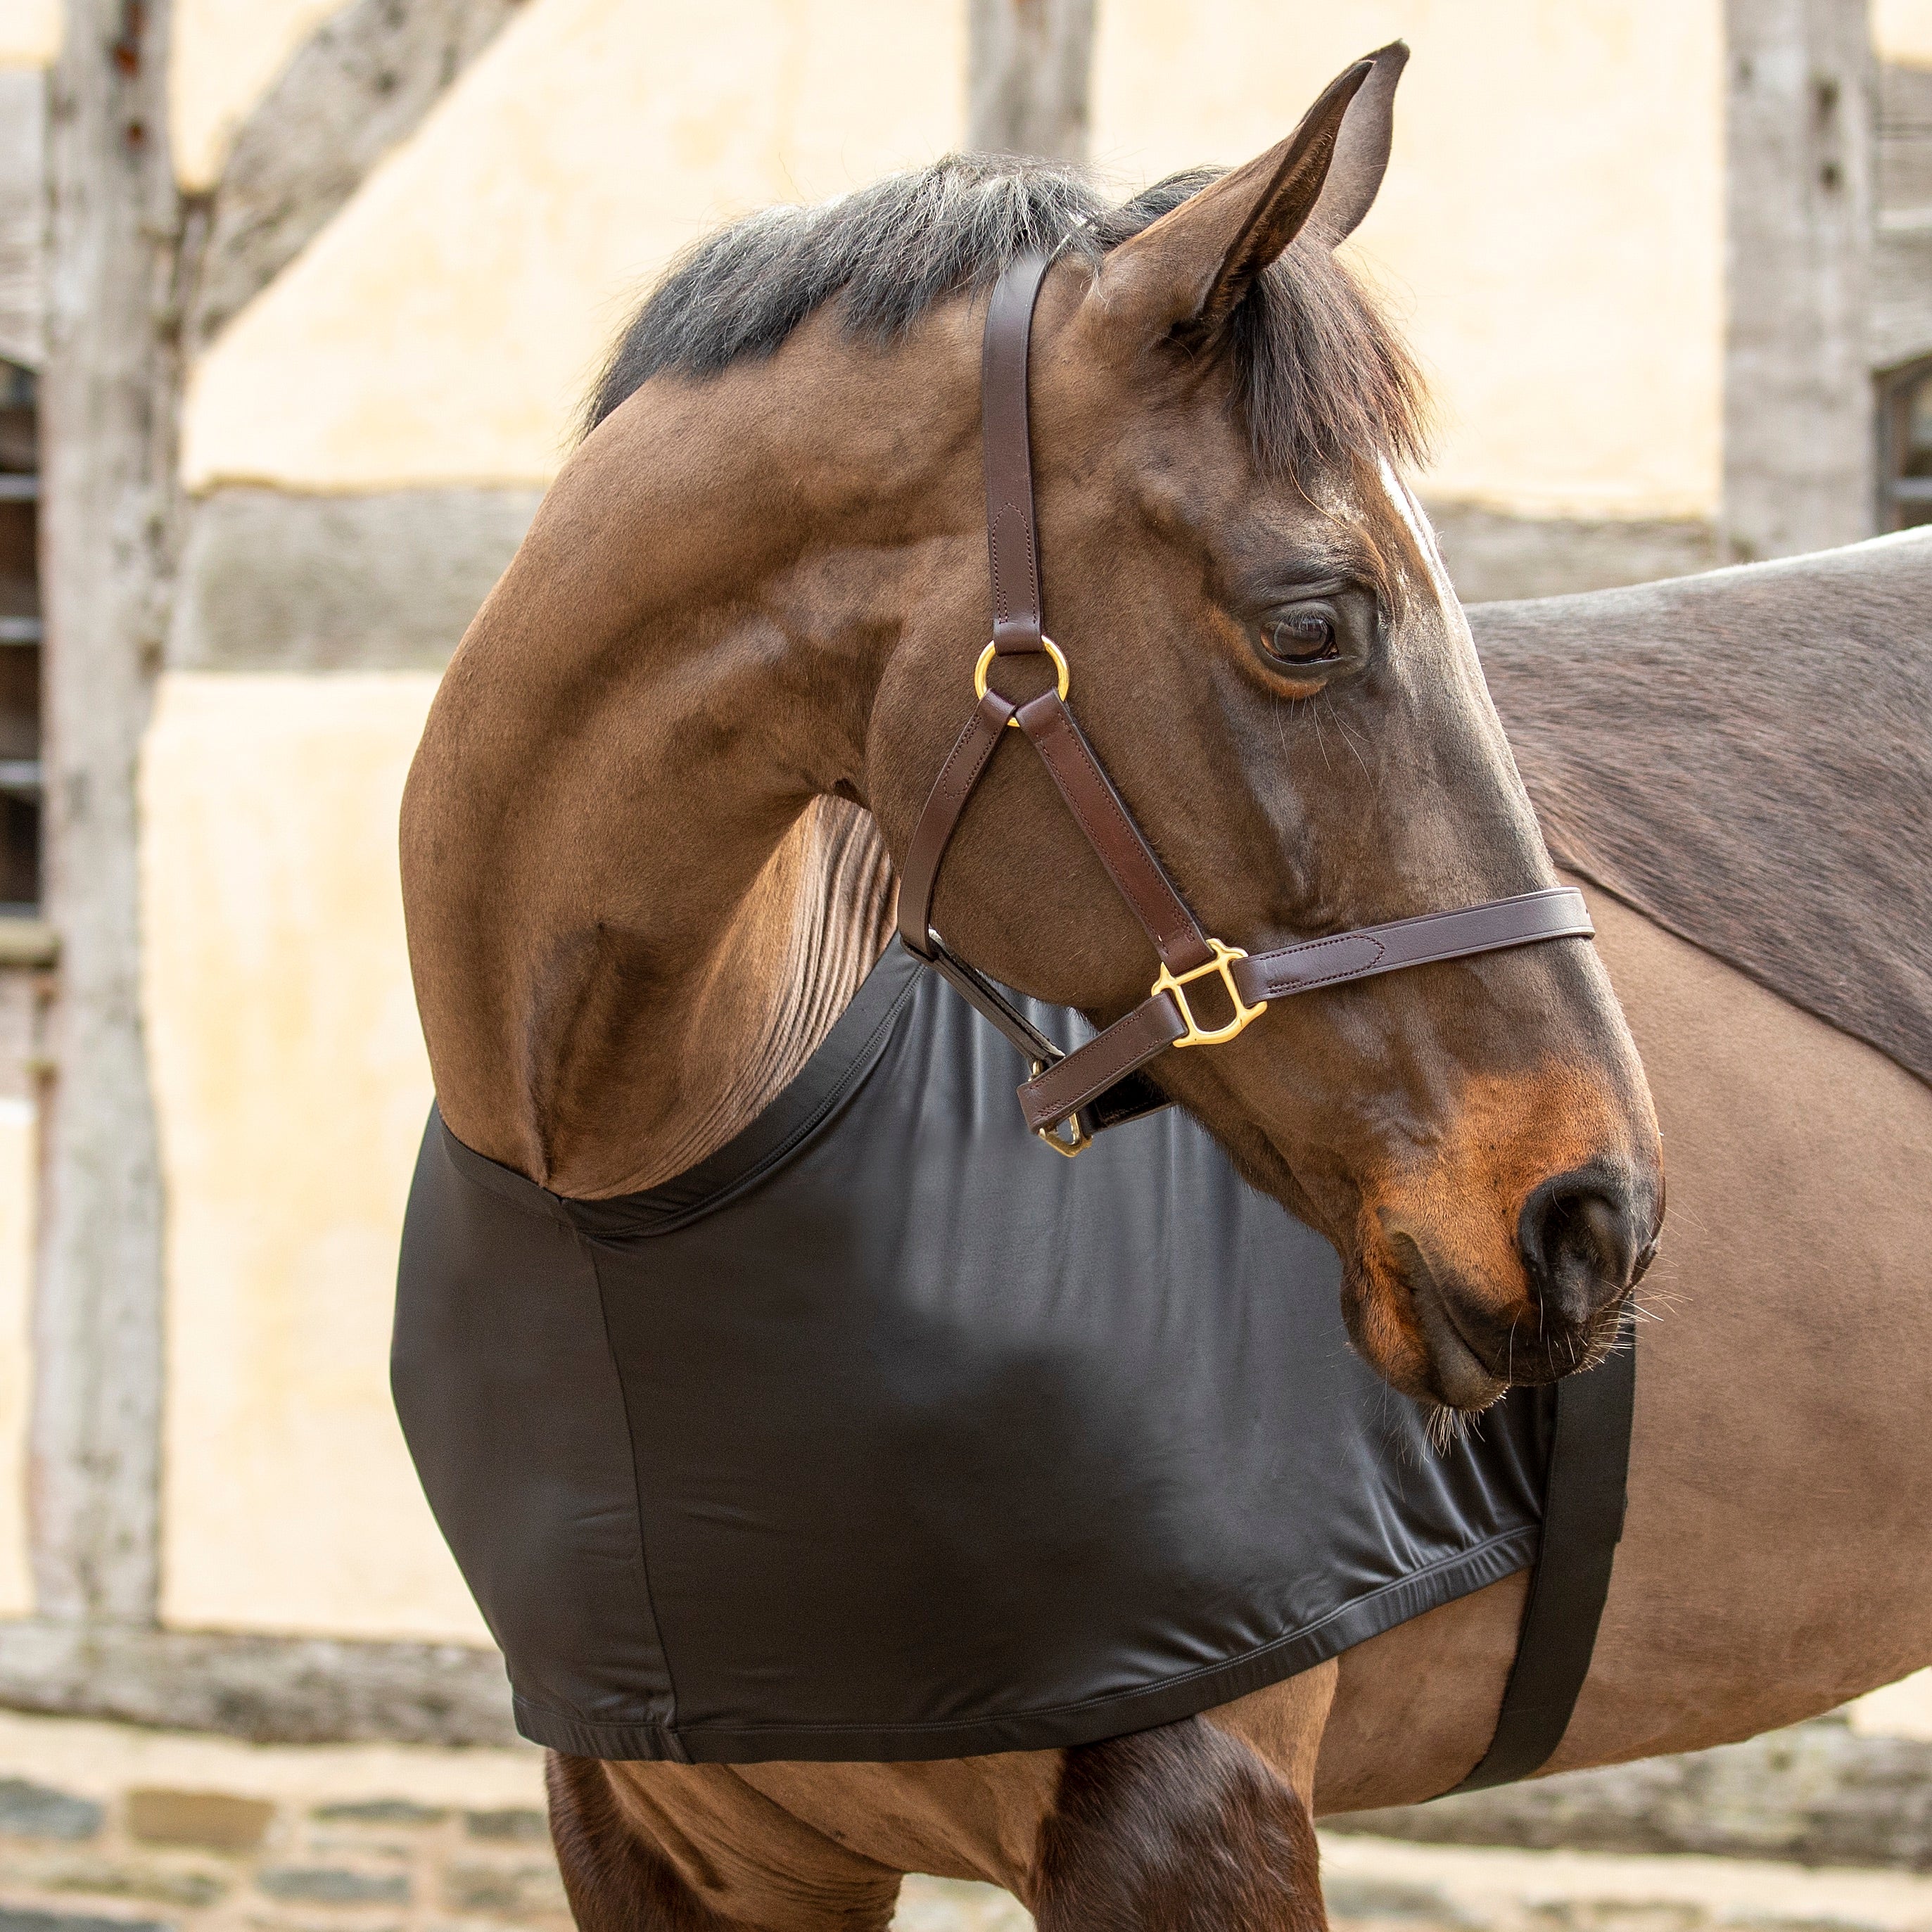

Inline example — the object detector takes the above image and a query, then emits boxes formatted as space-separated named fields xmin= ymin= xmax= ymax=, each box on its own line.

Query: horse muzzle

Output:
xmin=1371 ymin=1160 xmax=1659 ymax=1408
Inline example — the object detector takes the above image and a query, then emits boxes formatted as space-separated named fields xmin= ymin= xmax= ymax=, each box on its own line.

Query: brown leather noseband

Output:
xmin=896 ymin=250 xmax=1594 ymax=1155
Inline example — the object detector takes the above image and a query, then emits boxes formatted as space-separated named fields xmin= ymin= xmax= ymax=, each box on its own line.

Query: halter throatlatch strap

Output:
xmin=897 ymin=250 xmax=1596 ymax=1150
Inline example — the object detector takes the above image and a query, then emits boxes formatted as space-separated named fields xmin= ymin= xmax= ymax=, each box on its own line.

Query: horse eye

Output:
xmin=1261 ymin=609 xmax=1340 ymax=666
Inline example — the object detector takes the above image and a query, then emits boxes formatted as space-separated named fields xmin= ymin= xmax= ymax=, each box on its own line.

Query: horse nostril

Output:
xmin=1518 ymin=1170 xmax=1640 ymax=1331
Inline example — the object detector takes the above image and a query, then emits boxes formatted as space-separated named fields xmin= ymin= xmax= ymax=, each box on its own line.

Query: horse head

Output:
xmin=425 ymin=45 xmax=1663 ymax=1418
xmin=861 ymin=48 xmax=1664 ymax=1411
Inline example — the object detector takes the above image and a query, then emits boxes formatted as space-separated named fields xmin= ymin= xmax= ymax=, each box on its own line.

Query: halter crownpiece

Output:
xmin=896 ymin=250 xmax=1594 ymax=1155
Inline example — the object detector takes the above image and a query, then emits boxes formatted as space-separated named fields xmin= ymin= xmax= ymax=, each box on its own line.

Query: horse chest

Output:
xmin=393 ymin=945 xmax=1553 ymax=1766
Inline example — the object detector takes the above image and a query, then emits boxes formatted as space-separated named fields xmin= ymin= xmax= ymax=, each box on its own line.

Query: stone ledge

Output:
xmin=1328 ymin=1712 xmax=1932 ymax=1874
xmin=0 ymin=1622 xmax=517 ymax=1748
xmin=5 ymin=1623 xmax=1931 ymax=1879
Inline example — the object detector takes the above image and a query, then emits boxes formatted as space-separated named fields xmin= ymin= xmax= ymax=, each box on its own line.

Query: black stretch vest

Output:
xmin=393 ymin=943 xmax=1549 ymax=1764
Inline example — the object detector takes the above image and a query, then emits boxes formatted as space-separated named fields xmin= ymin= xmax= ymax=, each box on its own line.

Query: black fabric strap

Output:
xmin=1444 ymin=1321 xmax=1636 ymax=1793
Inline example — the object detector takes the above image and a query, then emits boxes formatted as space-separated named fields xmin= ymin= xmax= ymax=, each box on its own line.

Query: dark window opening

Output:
xmin=0 ymin=360 xmax=41 ymax=912
xmin=1880 ymin=356 xmax=1932 ymax=534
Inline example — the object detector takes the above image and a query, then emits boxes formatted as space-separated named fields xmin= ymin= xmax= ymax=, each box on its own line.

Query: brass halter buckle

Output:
xmin=1034 ymin=1114 xmax=1091 ymax=1158
xmin=976 ymin=637 xmax=1070 ymax=726
xmin=1029 ymin=1061 xmax=1092 ymax=1158
xmin=1153 ymin=939 xmax=1270 ymax=1048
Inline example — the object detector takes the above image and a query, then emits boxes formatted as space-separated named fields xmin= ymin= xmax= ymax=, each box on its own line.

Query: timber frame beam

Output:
xmin=186 ymin=0 xmax=528 ymax=350
xmin=1723 ymin=0 xmax=1876 ymax=559
xmin=29 ymin=0 xmax=524 ymax=1648
xmin=36 ymin=0 xmax=182 ymax=1632
xmin=967 ymin=0 xmax=1095 ymax=162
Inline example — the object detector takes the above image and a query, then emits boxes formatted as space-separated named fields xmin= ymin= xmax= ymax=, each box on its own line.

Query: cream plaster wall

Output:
xmin=1093 ymin=1 xmax=1727 ymax=522
xmin=143 ymin=671 xmax=486 ymax=1642
xmin=182 ymin=0 xmax=965 ymax=492
xmin=1877 ymin=0 xmax=1932 ymax=65
xmin=0 ymin=1098 xmax=35 ymax=1618
xmin=1851 ymin=1667 xmax=1932 ymax=1740
xmin=170 ymin=0 xmax=352 ymax=190
xmin=0 ymin=0 xmax=58 ymax=66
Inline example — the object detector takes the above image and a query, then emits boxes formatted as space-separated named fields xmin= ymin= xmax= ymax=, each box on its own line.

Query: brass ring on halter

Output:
xmin=975 ymin=637 xmax=1069 ymax=726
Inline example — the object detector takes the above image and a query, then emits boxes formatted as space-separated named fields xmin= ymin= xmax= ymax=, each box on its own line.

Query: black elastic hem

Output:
xmin=434 ymin=942 xmax=924 ymax=1240
xmin=509 ymin=1527 xmax=1536 ymax=1765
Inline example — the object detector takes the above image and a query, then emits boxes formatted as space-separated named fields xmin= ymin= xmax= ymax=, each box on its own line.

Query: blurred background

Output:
xmin=0 ymin=1 xmax=1929 ymax=1927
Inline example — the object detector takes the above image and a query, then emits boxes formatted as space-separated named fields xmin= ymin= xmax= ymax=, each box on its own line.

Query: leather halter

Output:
xmin=896 ymin=250 xmax=1594 ymax=1155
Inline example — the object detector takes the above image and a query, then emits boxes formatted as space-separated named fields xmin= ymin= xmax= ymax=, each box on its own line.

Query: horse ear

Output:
xmin=1307 ymin=41 xmax=1408 ymax=245
xmin=1091 ymin=54 xmax=1373 ymax=345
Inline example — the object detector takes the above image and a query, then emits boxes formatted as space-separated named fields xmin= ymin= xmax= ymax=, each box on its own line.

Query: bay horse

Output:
xmin=398 ymin=47 xmax=1932 ymax=1931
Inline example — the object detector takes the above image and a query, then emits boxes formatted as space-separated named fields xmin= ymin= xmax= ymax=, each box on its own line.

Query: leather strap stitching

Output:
xmin=1017 ymin=993 xmax=1188 ymax=1133
xmin=1015 ymin=890 xmax=1592 ymax=1135
xmin=983 ymin=254 xmax=1050 ymax=647
xmin=897 ymin=690 xmax=1016 ymax=955
xmin=1017 ymin=693 xmax=1213 ymax=973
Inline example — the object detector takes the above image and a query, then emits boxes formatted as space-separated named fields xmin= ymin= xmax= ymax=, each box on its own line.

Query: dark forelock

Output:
xmin=583 ymin=155 xmax=1427 ymax=481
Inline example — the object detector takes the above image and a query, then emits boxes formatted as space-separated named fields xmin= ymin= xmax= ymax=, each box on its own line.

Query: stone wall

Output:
xmin=0 ymin=1710 xmax=566 ymax=1932
xmin=8 ymin=1710 xmax=1932 ymax=1932
xmin=0 ymin=1708 xmax=1028 ymax=1932
xmin=1336 ymin=1712 xmax=1932 ymax=1874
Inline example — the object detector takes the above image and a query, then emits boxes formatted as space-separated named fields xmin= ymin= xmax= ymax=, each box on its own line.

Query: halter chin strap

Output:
xmin=896 ymin=250 xmax=1594 ymax=1155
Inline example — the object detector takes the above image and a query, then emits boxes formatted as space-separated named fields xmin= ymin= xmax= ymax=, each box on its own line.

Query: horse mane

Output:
xmin=583 ymin=155 xmax=1427 ymax=482
xmin=1475 ymin=529 xmax=1932 ymax=1091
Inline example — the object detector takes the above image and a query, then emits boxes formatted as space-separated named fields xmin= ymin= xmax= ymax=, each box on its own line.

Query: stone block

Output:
xmin=461 ymin=1810 xmax=547 ymax=1843
xmin=1518 ymin=1912 xmax=1707 ymax=1931
xmin=256 ymin=1869 xmax=411 ymax=1906
xmin=42 ymin=1860 xmax=229 ymax=1908
xmin=0 ymin=1914 xmax=168 ymax=1932
xmin=303 ymin=1838 xmax=414 ymax=1862
xmin=443 ymin=1862 xmax=567 ymax=1917
xmin=311 ymin=1798 xmax=448 ymax=1827
xmin=1324 ymin=1873 xmax=1468 ymax=1925
xmin=0 ymin=1779 xmax=105 ymax=1842
xmin=126 ymin=1790 xmax=274 ymax=1853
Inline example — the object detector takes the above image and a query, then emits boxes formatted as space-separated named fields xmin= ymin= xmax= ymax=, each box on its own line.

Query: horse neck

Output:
xmin=403 ymin=350 xmax=958 ymax=1197
xmin=621 ymin=791 xmax=898 ymax=1189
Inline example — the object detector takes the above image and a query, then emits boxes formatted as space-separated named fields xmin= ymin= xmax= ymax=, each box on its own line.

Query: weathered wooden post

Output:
xmin=34 ymin=0 xmax=180 ymax=1632
xmin=15 ymin=0 xmax=526 ymax=1720
xmin=1724 ymin=0 xmax=1876 ymax=558
xmin=967 ymin=0 xmax=1096 ymax=162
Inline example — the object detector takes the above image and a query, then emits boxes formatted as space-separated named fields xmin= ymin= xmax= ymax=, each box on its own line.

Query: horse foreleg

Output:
xmin=545 ymin=1752 xmax=902 ymax=1932
xmin=1031 ymin=1665 xmax=1337 ymax=1931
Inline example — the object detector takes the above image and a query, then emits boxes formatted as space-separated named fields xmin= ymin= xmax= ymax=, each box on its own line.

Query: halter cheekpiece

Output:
xmin=896 ymin=251 xmax=1594 ymax=1155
